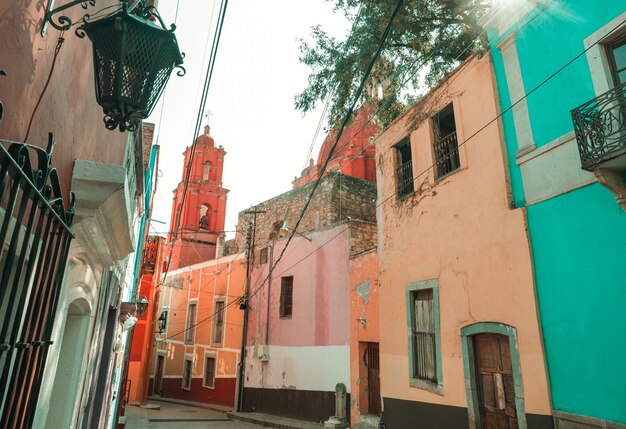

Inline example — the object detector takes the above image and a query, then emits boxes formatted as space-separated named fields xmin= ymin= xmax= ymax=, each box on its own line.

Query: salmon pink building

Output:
xmin=375 ymin=54 xmax=553 ymax=428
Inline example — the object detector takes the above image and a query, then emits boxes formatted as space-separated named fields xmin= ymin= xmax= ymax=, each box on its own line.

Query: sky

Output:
xmin=147 ymin=0 xmax=349 ymax=239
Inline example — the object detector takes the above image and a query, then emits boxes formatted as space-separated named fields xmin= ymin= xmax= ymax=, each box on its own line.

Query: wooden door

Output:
xmin=473 ymin=334 xmax=518 ymax=429
xmin=366 ymin=342 xmax=381 ymax=415
xmin=154 ymin=355 xmax=164 ymax=396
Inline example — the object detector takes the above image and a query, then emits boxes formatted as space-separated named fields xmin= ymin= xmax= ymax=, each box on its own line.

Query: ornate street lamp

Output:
xmin=43 ymin=0 xmax=185 ymax=132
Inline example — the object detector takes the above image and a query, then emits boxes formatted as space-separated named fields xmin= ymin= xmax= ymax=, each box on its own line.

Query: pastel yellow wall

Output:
xmin=375 ymin=54 xmax=551 ymax=415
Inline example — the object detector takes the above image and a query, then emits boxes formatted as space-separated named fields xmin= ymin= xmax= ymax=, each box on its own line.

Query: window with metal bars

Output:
xmin=280 ymin=276 xmax=293 ymax=318
xmin=212 ymin=299 xmax=225 ymax=346
xmin=433 ymin=104 xmax=460 ymax=179
xmin=395 ymin=137 xmax=414 ymax=199
xmin=203 ymin=356 xmax=216 ymax=388
xmin=185 ymin=302 xmax=197 ymax=344
xmin=182 ymin=357 xmax=193 ymax=390
xmin=410 ymin=289 xmax=437 ymax=383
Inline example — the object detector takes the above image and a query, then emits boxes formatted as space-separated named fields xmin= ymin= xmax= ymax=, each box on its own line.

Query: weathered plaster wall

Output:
xmin=375 ymin=54 xmax=551 ymax=419
xmin=349 ymin=250 xmax=379 ymax=424
xmin=0 ymin=1 xmax=128 ymax=201
xmin=245 ymin=223 xmax=350 ymax=404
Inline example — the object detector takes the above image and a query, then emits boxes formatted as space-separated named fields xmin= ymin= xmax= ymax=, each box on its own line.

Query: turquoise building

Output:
xmin=483 ymin=1 xmax=626 ymax=428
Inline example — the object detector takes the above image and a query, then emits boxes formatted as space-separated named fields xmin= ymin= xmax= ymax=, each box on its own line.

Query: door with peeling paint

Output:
xmin=473 ymin=334 xmax=518 ymax=429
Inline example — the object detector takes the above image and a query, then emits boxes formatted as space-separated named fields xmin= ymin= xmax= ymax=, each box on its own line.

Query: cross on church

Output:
xmin=204 ymin=109 xmax=213 ymax=124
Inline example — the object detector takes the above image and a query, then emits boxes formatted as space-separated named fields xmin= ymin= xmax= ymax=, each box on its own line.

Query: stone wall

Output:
xmin=235 ymin=171 xmax=377 ymax=250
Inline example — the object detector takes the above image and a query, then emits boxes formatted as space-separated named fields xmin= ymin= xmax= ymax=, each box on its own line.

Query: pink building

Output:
xmin=238 ymin=171 xmax=377 ymax=424
xmin=375 ymin=54 xmax=552 ymax=428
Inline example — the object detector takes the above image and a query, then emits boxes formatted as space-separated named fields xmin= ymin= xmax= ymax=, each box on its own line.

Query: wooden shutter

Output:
xmin=412 ymin=289 xmax=436 ymax=382
xmin=204 ymin=357 xmax=216 ymax=387
xmin=213 ymin=301 xmax=225 ymax=344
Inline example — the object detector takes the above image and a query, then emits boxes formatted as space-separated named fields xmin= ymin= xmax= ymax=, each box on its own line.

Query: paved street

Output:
xmin=124 ymin=400 xmax=264 ymax=429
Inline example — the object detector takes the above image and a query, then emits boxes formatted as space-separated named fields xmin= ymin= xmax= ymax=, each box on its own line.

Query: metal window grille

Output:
xmin=279 ymin=276 xmax=293 ymax=318
xmin=434 ymin=131 xmax=460 ymax=179
xmin=185 ymin=303 xmax=197 ymax=344
xmin=182 ymin=358 xmax=192 ymax=390
xmin=0 ymin=136 xmax=74 ymax=428
xmin=204 ymin=356 xmax=215 ymax=388
xmin=213 ymin=300 xmax=225 ymax=345
xmin=411 ymin=289 xmax=437 ymax=383
xmin=396 ymin=160 xmax=414 ymax=198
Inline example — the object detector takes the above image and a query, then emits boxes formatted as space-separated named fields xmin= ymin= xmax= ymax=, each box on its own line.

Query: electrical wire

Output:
xmin=23 ymin=31 xmax=65 ymax=143
xmin=375 ymin=15 xmax=626 ymax=209
xmin=161 ymin=0 xmax=229 ymax=287
xmin=157 ymin=2 xmax=403 ymax=341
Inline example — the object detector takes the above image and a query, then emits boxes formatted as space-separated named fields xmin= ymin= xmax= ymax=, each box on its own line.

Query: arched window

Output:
xmin=203 ymin=162 xmax=212 ymax=181
xmin=199 ymin=204 xmax=211 ymax=230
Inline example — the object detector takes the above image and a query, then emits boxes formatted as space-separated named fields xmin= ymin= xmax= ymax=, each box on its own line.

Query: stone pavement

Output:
xmin=123 ymin=400 xmax=264 ymax=429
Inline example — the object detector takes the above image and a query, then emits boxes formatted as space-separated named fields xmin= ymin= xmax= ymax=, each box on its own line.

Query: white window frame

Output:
xmin=584 ymin=11 xmax=626 ymax=97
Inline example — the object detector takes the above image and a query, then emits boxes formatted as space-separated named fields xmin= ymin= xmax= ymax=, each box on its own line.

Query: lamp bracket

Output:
xmin=42 ymin=0 xmax=97 ymax=35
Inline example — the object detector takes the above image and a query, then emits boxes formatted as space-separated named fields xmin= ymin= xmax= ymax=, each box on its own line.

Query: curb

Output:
xmin=227 ymin=412 xmax=323 ymax=429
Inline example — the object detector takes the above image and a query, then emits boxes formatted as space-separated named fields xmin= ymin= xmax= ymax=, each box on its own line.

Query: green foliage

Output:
xmin=295 ymin=0 xmax=490 ymax=128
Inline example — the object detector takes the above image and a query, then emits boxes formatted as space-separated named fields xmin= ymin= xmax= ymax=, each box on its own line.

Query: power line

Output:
xmin=161 ymin=0 xmax=229 ymax=287
xmin=157 ymin=1 xmax=404 ymax=342
xmin=376 ymin=15 xmax=626 ymax=209
xmin=246 ymin=0 xmax=404 ymax=304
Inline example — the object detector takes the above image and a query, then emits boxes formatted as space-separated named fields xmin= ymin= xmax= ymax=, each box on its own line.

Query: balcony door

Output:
xmin=608 ymin=35 xmax=626 ymax=86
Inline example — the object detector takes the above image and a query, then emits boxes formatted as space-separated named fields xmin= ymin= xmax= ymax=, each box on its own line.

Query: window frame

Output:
xmin=405 ymin=279 xmax=443 ymax=395
xmin=184 ymin=300 xmax=198 ymax=344
xmin=259 ymin=247 xmax=269 ymax=265
xmin=211 ymin=298 xmax=226 ymax=347
xmin=394 ymin=136 xmax=414 ymax=200
xmin=432 ymin=103 xmax=460 ymax=180
xmin=181 ymin=355 xmax=193 ymax=391
xmin=279 ymin=276 xmax=294 ymax=319
xmin=202 ymin=354 xmax=217 ymax=389
xmin=607 ymin=33 xmax=626 ymax=87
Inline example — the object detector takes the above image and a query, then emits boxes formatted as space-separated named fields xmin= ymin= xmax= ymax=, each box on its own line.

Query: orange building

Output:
xmin=349 ymin=249 xmax=380 ymax=426
xmin=127 ymin=235 xmax=166 ymax=405
xmin=149 ymin=253 xmax=246 ymax=407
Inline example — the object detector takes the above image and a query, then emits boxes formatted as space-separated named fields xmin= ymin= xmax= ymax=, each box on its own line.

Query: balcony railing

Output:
xmin=571 ymin=81 xmax=626 ymax=171
xmin=434 ymin=131 xmax=460 ymax=179
xmin=396 ymin=160 xmax=414 ymax=199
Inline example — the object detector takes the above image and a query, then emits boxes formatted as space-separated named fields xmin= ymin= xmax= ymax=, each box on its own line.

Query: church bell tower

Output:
xmin=167 ymin=125 xmax=229 ymax=269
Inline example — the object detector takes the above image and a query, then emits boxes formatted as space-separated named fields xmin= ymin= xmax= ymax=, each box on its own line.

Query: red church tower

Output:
xmin=167 ymin=125 xmax=229 ymax=269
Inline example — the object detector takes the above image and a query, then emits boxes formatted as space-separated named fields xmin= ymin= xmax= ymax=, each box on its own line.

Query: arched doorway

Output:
xmin=46 ymin=298 xmax=91 ymax=428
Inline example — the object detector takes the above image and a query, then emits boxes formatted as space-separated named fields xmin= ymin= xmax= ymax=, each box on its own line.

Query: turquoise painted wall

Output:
xmin=487 ymin=1 xmax=626 ymax=424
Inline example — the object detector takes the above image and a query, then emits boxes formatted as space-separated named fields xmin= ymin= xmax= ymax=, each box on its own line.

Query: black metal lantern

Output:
xmin=157 ymin=310 xmax=168 ymax=333
xmin=135 ymin=295 xmax=149 ymax=317
xmin=76 ymin=1 xmax=185 ymax=132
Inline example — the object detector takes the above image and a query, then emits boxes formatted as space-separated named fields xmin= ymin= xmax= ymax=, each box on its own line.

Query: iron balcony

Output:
xmin=571 ymin=81 xmax=626 ymax=171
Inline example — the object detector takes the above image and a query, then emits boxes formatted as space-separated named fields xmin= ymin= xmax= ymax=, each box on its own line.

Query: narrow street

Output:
xmin=124 ymin=401 xmax=263 ymax=429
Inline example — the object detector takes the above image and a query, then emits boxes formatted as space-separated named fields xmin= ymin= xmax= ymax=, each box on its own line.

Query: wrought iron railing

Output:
xmin=0 ymin=135 xmax=74 ymax=428
xmin=396 ymin=160 xmax=414 ymax=199
xmin=434 ymin=131 xmax=460 ymax=179
xmin=571 ymin=81 xmax=626 ymax=171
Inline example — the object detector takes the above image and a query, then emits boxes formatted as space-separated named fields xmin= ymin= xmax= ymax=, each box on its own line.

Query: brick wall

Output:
xmin=234 ymin=171 xmax=377 ymax=250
